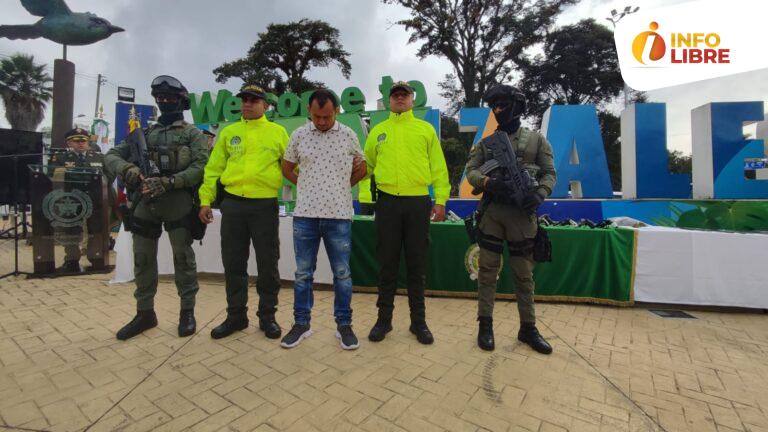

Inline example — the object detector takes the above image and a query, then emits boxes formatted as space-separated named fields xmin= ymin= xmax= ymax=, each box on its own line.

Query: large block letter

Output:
xmin=621 ymin=103 xmax=691 ymax=198
xmin=542 ymin=105 xmax=613 ymax=198
xmin=692 ymin=102 xmax=767 ymax=199
xmin=457 ymin=107 xmax=494 ymax=198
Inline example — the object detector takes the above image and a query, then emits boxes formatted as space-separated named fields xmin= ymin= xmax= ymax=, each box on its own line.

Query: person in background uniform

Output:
xmin=363 ymin=81 xmax=451 ymax=345
xmin=49 ymin=127 xmax=114 ymax=272
xmin=104 ymin=75 xmax=209 ymax=341
xmin=198 ymin=84 xmax=288 ymax=341
xmin=464 ymin=84 xmax=557 ymax=354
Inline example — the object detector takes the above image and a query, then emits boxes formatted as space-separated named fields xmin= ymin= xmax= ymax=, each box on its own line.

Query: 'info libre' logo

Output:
xmin=631 ymin=22 xmax=730 ymax=66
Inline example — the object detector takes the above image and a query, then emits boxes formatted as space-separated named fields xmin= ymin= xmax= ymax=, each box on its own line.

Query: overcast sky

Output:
xmin=1 ymin=0 xmax=767 ymax=154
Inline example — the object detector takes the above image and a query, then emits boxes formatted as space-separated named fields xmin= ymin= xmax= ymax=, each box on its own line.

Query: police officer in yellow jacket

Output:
xmin=199 ymin=84 xmax=288 ymax=340
xmin=364 ymin=81 xmax=451 ymax=345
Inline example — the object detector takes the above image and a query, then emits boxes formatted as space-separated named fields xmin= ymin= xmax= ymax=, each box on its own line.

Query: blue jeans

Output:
xmin=292 ymin=217 xmax=353 ymax=326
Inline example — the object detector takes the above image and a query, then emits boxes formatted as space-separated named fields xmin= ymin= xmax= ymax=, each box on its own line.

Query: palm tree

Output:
xmin=0 ymin=54 xmax=53 ymax=131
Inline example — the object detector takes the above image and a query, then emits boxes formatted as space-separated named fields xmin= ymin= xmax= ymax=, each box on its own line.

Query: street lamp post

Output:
xmin=72 ymin=113 xmax=87 ymax=128
xmin=606 ymin=6 xmax=640 ymax=107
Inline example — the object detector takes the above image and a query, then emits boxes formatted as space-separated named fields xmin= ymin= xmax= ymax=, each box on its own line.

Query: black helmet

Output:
xmin=151 ymin=75 xmax=190 ymax=110
xmin=482 ymin=85 xmax=526 ymax=117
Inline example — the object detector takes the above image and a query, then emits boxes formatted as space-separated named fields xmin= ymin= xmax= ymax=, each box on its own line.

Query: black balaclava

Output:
xmin=157 ymin=98 xmax=184 ymax=126
xmin=157 ymin=107 xmax=184 ymax=126
xmin=495 ymin=103 xmax=521 ymax=135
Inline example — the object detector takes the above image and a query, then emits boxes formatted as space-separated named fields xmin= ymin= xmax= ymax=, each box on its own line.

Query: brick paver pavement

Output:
xmin=1 ymin=255 xmax=767 ymax=431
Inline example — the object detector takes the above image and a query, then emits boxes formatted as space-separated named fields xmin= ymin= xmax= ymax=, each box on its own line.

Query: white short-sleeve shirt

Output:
xmin=284 ymin=121 xmax=363 ymax=220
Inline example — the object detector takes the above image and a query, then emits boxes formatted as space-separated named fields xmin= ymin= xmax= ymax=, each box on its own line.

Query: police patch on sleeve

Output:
xmin=230 ymin=136 xmax=241 ymax=145
xmin=377 ymin=133 xmax=386 ymax=142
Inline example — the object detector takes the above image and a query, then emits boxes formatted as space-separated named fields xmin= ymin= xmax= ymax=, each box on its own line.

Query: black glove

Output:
xmin=522 ymin=191 xmax=544 ymax=212
xmin=122 ymin=165 xmax=142 ymax=187
xmin=485 ymin=177 xmax=507 ymax=193
xmin=143 ymin=176 xmax=172 ymax=198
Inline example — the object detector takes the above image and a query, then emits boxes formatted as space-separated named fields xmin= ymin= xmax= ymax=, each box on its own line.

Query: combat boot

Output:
xmin=368 ymin=316 xmax=392 ymax=342
xmin=477 ymin=316 xmax=495 ymax=351
xmin=210 ymin=310 xmax=248 ymax=339
xmin=518 ymin=322 xmax=552 ymax=354
xmin=409 ymin=320 xmax=434 ymax=345
xmin=57 ymin=260 xmax=82 ymax=273
xmin=178 ymin=309 xmax=196 ymax=337
xmin=116 ymin=310 xmax=158 ymax=340
xmin=258 ymin=316 xmax=282 ymax=339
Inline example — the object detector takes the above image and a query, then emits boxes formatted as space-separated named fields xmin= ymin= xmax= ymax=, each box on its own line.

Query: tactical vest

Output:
xmin=516 ymin=128 xmax=543 ymax=190
xmin=481 ymin=127 xmax=542 ymax=190
xmin=145 ymin=123 xmax=194 ymax=176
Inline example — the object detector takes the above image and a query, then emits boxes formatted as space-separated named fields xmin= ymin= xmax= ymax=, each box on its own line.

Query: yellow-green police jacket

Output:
xmin=363 ymin=110 xmax=450 ymax=205
xmin=199 ymin=115 xmax=289 ymax=206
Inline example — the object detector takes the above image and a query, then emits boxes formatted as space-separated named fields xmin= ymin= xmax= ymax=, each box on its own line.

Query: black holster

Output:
xmin=188 ymin=203 xmax=206 ymax=240
xmin=161 ymin=204 xmax=206 ymax=241
xmin=464 ymin=213 xmax=476 ymax=244
xmin=162 ymin=189 xmax=207 ymax=241
xmin=370 ymin=175 xmax=377 ymax=202
xmin=464 ymin=196 xmax=490 ymax=244
xmin=532 ymin=225 xmax=552 ymax=263
xmin=211 ymin=180 xmax=225 ymax=209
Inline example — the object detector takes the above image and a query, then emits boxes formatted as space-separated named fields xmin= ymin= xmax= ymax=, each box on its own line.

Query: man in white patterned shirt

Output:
xmin=280 ymin=89 xmax=367 ymax=350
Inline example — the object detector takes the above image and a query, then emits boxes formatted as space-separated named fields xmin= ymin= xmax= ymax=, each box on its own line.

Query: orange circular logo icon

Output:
xmin=632 ymin=22 xmax=666 ymax=64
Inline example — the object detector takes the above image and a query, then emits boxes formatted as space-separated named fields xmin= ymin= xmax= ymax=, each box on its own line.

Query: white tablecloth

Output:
xmin=634 ymin=226 xmax=768 ymax=309
xmin=111 ymin=212 xmax=333 ymax=284
xmin=113 ymin=216 xmax=768 ymax=309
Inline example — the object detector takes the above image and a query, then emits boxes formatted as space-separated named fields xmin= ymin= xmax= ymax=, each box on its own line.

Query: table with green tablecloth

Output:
xmin=350 ymin=216 xmax=636 ymax=306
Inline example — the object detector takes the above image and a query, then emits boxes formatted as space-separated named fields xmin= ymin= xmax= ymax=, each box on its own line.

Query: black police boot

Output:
xmin=178 ymin=309 xmax=196 ymax=337
xmin=368 ymin=317 xmax=392 ymax=342
xmin=210 ymin=312 xmax=248 ymax=339
xmin=477 ymin=316 xmax=495 ymax=351
xmin=409 ymin=321 xmax=434 ymax=345
xmin=57 ymin=260 xmax=82 ymax=273
xmin=116 ymin=310 xmax=158 ymax=340
xmin=258 ymin=317 xmax=282 ymax=339
xmin=518 ymin=322 xmax=552 ymax=354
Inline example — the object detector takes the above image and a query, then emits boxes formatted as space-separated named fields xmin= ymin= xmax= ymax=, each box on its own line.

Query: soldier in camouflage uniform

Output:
xmin=49 ymin=127 xmax=115 ymax=273
xmin=464 ymin=85 xmax=557 ymax=354
xmin=105 ymin=76 xmax=209 ymax=341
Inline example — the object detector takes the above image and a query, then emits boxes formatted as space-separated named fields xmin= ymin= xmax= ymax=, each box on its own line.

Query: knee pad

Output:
xmin=477 ymin=230 xmax=504 ymax=254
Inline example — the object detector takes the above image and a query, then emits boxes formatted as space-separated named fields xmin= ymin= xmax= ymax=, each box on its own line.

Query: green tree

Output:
xmin=599 ymin=112 xmax=622 ymax=191
xmin=514 ymin=19 xmax=654 ymax=192
xmin=668 ymin=150 xmax=692 ymax=174
xmin=0 ymin=53 xmax=53 ymax=131
xmin=213 ymin=19 xmax=351 ymax=94
xmin=518 ymin=19 xmax=624 ymax=124
xmin=384 ymin=0 xmax=576 ymax=110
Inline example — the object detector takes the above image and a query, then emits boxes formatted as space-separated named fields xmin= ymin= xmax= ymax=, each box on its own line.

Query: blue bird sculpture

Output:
xmin=0 ymin=0 xmax=123 ymax=46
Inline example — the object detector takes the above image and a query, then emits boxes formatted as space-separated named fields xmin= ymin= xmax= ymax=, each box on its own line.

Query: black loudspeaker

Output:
xmin=0 ymin=128 xmax=44 ymax=206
